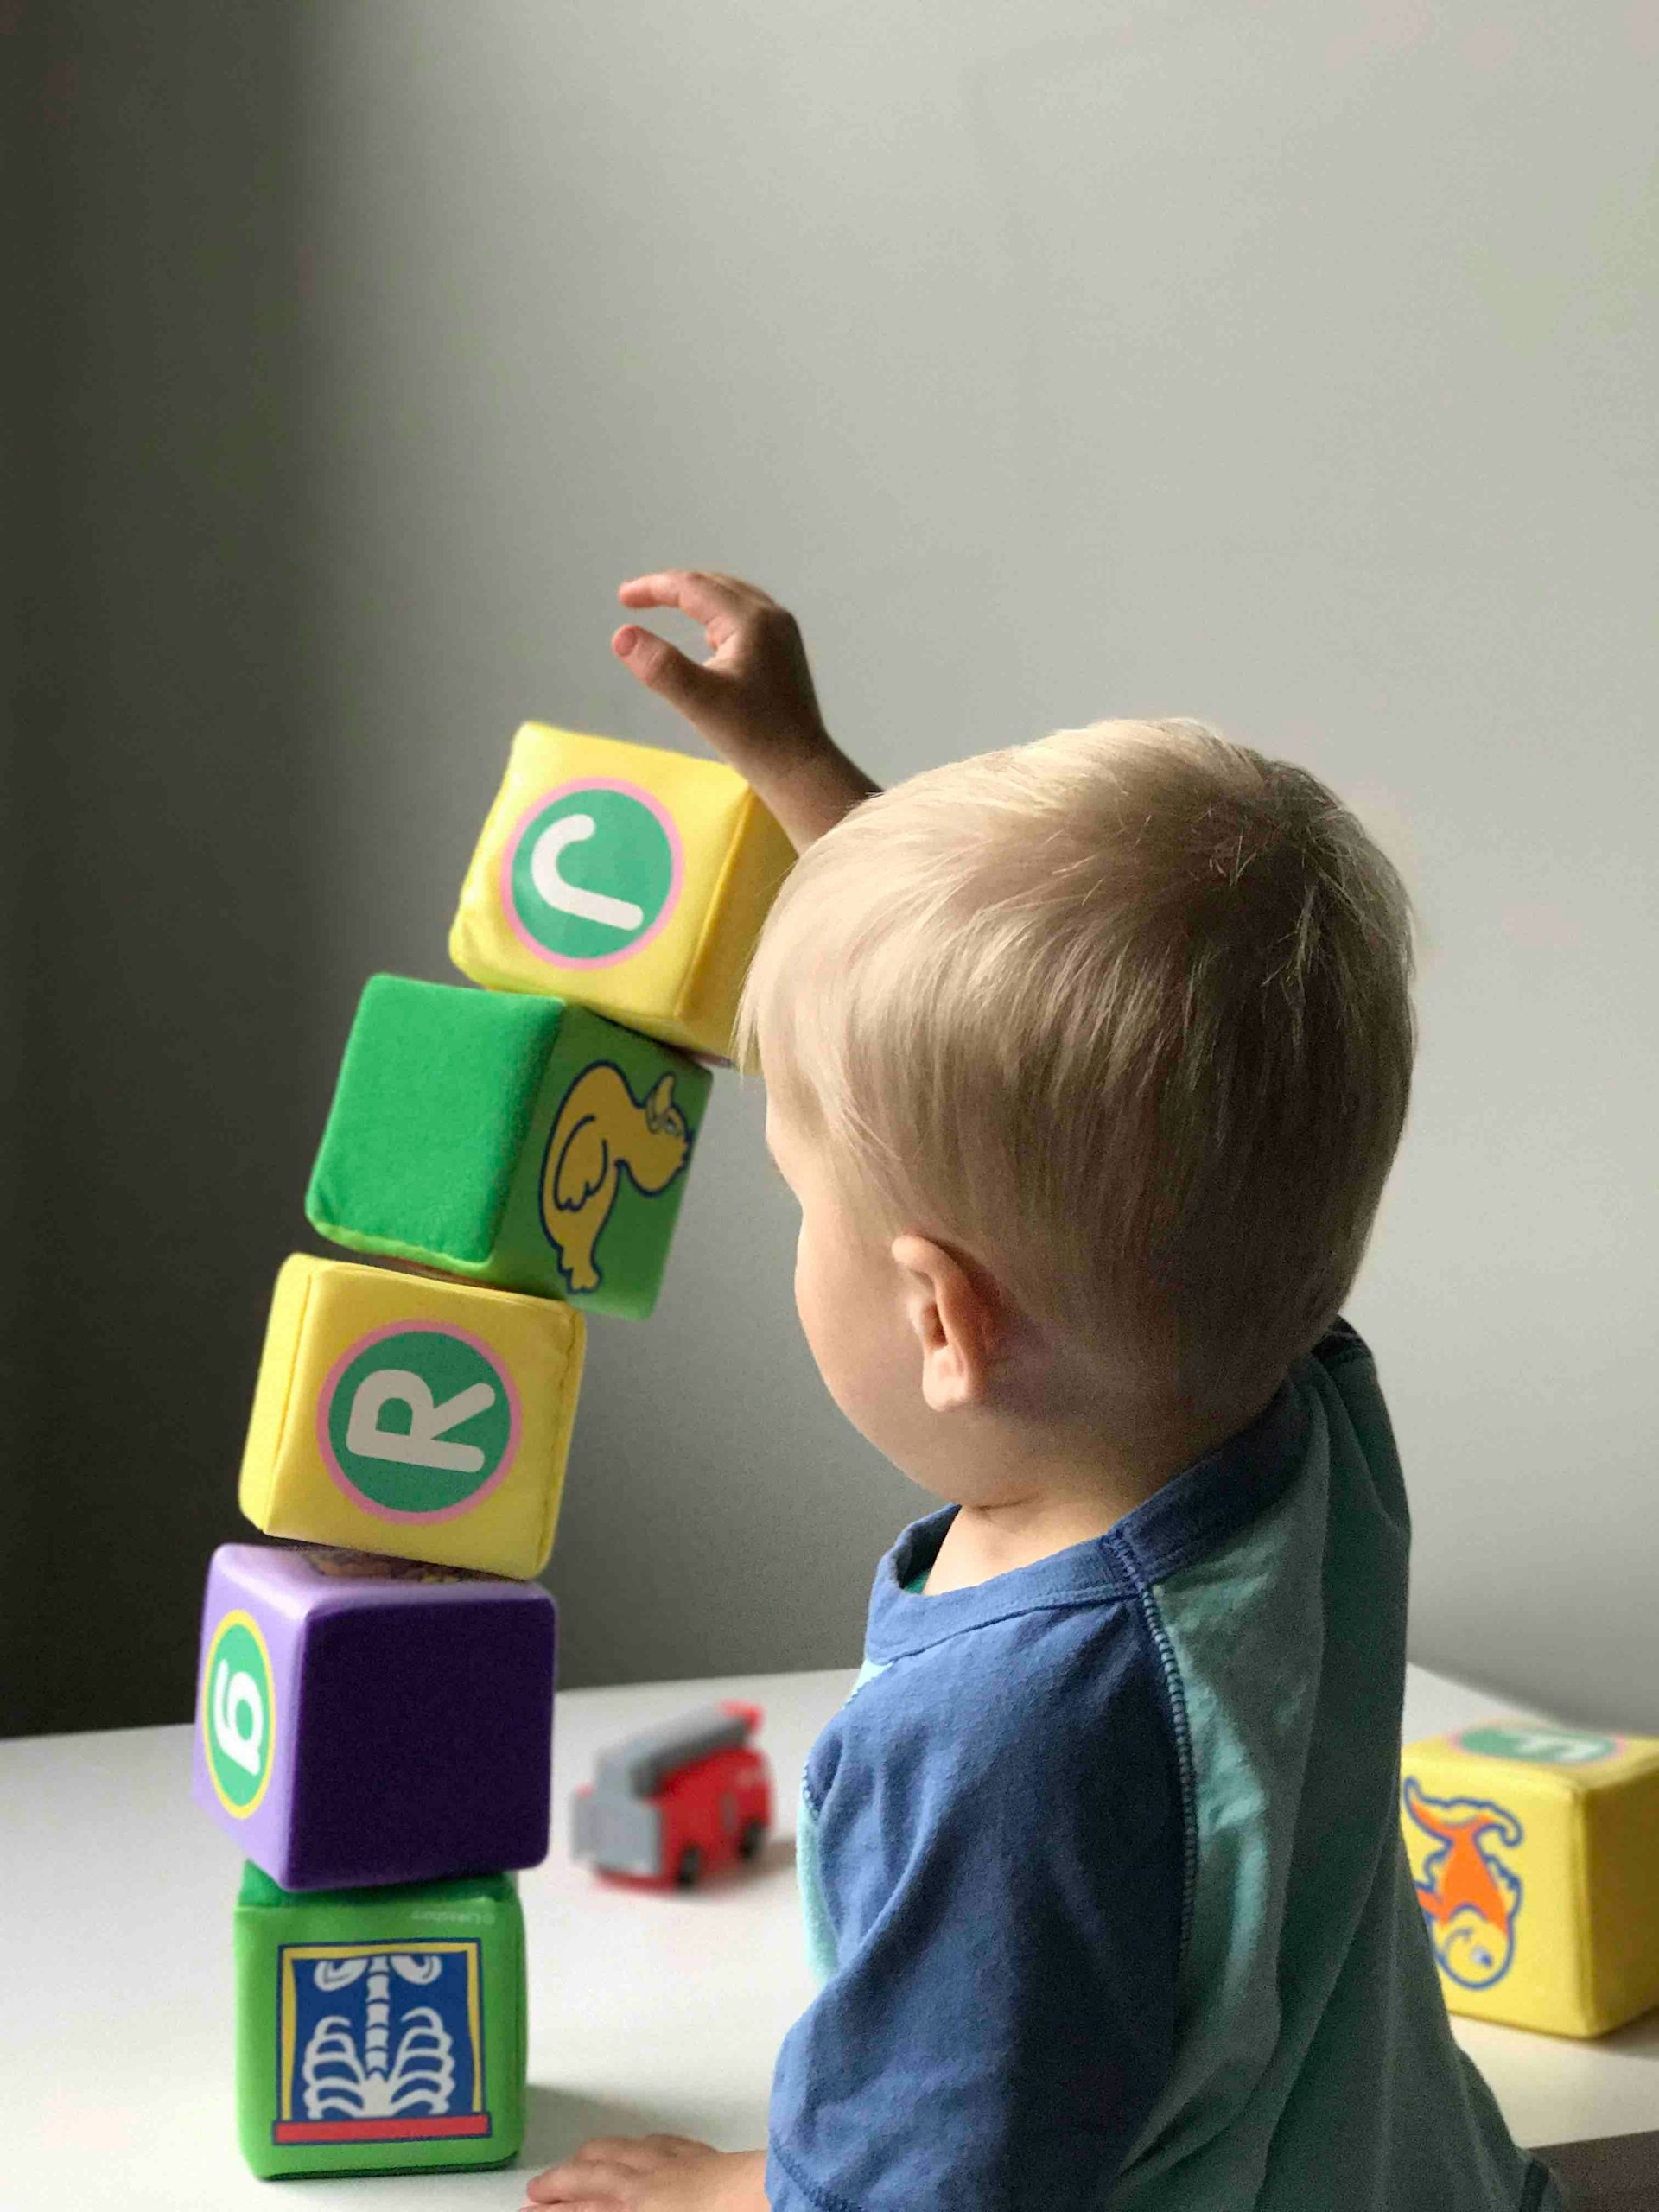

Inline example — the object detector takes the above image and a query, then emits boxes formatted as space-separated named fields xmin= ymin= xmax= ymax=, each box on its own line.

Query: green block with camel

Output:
xmin=306 ymin=974 xmax=711 ymax=1319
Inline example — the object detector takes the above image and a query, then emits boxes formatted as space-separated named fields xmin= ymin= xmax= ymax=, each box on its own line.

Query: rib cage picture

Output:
xmin=301 ymin=1955 xmax=457 ymax=2120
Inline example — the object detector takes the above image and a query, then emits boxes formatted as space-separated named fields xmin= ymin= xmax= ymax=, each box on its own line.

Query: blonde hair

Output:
xmin=734 ymin=720 xmax=1419 ymax=1426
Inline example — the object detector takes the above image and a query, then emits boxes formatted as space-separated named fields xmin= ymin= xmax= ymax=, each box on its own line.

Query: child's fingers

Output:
xmin=519 ymin=2197 xmax=621 ymax=2211
xmin=612 ymin=624 xmax=725 ymax=721
xmin=521 ymin=2159 xmax=631 ymax=2203
xmin=617 ymin=569 xmax=751 ymax=635
xmin=569 ymin=2134 xmax=663 ymax=2169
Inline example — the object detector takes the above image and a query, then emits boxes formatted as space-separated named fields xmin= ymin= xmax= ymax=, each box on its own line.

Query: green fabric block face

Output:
xmin=308 ymin=976 xmax=565 ymax=1268
xmin=233 ymin=1862 xmax=525 ymax=2179
xmin=306 ymin=977 xmax=712 ymax=1319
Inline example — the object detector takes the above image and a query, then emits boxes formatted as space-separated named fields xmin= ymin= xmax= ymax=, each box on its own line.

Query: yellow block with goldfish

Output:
xmin=1400 ymin=1719 xmax=1659 ymax=2037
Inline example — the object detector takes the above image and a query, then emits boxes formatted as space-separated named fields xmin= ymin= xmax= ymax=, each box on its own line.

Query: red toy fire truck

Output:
xmin=571 ymin=1700 xmax=772 ymax=1889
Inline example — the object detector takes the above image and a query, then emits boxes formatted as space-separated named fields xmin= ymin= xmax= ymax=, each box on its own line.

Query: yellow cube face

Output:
xmin=1401 ymin=1719 xmax=1659 ymax=2037
xmin=238 ymin=1255 xmax=585 ymax=1579
xmin=448 ymin=722 xmax=796 ymax=1059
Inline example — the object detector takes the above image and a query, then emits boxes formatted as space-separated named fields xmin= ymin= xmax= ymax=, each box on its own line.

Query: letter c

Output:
xmin=531 ymin=812 xmax=645 ymax=932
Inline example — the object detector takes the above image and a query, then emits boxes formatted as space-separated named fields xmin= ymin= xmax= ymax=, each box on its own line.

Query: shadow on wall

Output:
xmin=3 ymin=3 xmax=329 ymax=1734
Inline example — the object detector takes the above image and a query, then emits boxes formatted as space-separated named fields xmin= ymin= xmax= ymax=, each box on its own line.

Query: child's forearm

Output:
xmin=753 ymin=739 xmax=880 ymax=852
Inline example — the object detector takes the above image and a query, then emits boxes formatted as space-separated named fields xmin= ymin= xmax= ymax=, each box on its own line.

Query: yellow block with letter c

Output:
xmin=448 ymin=722 xmax=795 ymax=1060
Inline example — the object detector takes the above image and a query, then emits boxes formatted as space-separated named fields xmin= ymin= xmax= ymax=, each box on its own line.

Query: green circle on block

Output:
xmin=509 ymin=787 xmax=677 ymax=962
xmin=206 ymin=1616 xmax=275 ymax=1814
xmin=1459 ymin=1724 xmax=1618 ymax=1766
xmin=324 ymin=1328 xmax=515 ymax=1517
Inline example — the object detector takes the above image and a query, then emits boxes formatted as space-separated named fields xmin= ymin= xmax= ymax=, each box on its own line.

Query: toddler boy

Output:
xmin=524 ymin=572 xmax=1564 ymax=2212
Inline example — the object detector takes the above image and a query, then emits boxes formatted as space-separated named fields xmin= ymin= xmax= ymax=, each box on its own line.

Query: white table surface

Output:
xmin=2 ymin=1663 xmax=1654 ymax=2209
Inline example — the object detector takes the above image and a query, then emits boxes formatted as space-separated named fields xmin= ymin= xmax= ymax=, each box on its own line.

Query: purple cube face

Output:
xmin=192 ymin=1542 xmax=556 ymax=1891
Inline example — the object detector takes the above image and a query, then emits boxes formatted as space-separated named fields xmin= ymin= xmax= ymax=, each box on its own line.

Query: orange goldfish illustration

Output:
xmin=539 ymin=1062 xmax=690 ymax=1294
xmin=1402 ymin=1775 xmax=1524 ymax=1989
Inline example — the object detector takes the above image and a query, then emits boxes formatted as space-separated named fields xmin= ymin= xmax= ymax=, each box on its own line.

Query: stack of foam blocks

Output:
xmin=191 ymin=723 xmax=794 ymax=2179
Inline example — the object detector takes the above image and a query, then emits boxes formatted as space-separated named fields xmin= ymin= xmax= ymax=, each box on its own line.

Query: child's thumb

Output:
xmin=613 ymin=624 xmax=721 ymax=725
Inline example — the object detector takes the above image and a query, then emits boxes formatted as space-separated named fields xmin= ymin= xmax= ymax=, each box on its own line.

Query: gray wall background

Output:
xmin=6 ymin=0 xmax=1656 ymax=1736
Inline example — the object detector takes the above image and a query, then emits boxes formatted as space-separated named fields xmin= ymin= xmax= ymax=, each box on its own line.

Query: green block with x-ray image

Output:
xmin=305 ymin=974 xmax=711 ymax=1319
xmin=234 ymin=1862 xmax=525 ymax=2178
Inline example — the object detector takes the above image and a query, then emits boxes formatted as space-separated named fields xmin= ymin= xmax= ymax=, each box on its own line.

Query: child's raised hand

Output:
xmin=614 ymin=571 xmax=825 ymax=775
xmin=613 ymin=569 xmax=878 ymax=849
xmin=519 ymin=2133 xmax=768 ymax=2212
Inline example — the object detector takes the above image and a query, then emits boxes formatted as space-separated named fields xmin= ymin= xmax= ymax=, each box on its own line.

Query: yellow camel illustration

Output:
xmin=539 ymin=1063 xmax=690 ymax=1293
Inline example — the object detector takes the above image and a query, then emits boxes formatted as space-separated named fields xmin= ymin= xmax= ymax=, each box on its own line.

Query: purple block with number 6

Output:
xmin=192 ymin=1542 xmax=556 ymax=1891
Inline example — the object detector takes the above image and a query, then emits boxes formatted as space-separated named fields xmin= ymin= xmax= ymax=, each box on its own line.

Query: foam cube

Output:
xmin=448 ymin=721 xmax=795 ymax=1059
xmin=235 ymin=1861 xmax=525 ymax=2177
xmin=238 ymin=1254 xmax=584 ymax=1577
xmin=305 ymin=976 xmax=712 ymax=1319
xmin=1401 ymin=1717 xmax=1659 ymax=2037
xmin=193 ymin=1542 xmax=556 ymax=1889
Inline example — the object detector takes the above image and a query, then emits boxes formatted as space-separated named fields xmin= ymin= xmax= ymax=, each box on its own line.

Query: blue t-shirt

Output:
xmin=766 ymin=1319 xmax=1566 ymax=2212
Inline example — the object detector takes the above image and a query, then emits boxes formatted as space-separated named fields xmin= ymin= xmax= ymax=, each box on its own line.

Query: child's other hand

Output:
xmin=613 ymin=569 xmax=877 ymax=849
xmin=520 ymin=2133 xmax=767 ymax=2211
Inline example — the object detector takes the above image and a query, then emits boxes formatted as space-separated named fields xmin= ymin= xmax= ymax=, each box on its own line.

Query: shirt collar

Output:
xmin=864 ymin=1357 xmax=1313 ymax=1662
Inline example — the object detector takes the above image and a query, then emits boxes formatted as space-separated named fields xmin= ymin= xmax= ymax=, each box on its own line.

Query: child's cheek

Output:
xmin=793 ymin=1218 xmax=860 ymax=1411
xmin=793 ymin=1221 xmax=909 ymax=1457
xmin=796 ymin=1220 xmax=839 ymax=1340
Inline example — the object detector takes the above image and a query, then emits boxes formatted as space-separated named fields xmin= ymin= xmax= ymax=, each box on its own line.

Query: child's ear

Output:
xmin=890 ymin=1234 xmax=1009 ymax=1413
